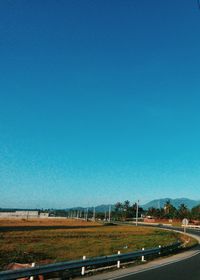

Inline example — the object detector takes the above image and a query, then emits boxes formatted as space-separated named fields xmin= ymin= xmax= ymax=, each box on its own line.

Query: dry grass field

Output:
xmin=0 ymin=219 xmax=195 ymax=271
xmin=0 ymin=218 xmax=100 ymax=227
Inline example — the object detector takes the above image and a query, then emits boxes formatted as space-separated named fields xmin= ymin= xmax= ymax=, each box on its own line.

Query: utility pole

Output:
xmin=136 ymin=200 xmax=139 ymax=226
xmin=108 ymin=205 xmax=111 ymax=222
xmin=86 ymin=208 xmax=88 ymax=221
xmin=93 ymin=207 xmax=95 ymax=221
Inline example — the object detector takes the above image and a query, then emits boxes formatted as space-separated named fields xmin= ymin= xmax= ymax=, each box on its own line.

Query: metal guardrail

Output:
xmin=182 ymin=224 xmax=200 ymax=229
xmin=0 ymin=242 xmax=181 ymax=280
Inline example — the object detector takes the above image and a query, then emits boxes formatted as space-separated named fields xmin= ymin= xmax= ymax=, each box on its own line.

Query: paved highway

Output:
xmin=111 ymin=251 xmax=200 ymax=280
xmin=110 ymin=227 xmax=200 ymax=280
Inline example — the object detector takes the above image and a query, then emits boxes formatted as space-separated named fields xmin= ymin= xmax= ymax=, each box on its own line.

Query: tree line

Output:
xmin=42 ymin=200 xmax=200 ymax=221
xmin=112 ymin=200 xmax=200 ymax=221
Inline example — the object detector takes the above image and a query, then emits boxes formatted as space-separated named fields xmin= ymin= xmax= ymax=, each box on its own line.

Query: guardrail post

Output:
xmin=141 ymin=248 xmax=145 ymax=262
xmin=117 ymin=251 xmax=120 ymax=268
xmin=0 ymin=241 xmax=182 ymax=279
xmin=158 ymin=245 xmax=161 ymax=255
xmin=81 ymin=256 xmax=86 ymax=276
xmin=30 ymin=263 xmax=35 ymax=280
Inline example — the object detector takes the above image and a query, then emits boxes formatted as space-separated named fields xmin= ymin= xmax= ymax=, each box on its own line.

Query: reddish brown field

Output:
xmin=0 ymin=218 xmax=100 ymax=227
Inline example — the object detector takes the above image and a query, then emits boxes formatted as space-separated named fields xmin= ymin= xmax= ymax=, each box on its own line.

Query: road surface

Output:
xmin=111 ymin=250 xmax=200 ymax=280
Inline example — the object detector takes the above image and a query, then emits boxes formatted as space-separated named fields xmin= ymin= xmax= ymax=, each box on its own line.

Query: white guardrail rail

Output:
xmin=0 ymin=242 xmax=181 ymax=280
xmin=182 ymin=224 xmax=200 ymax=229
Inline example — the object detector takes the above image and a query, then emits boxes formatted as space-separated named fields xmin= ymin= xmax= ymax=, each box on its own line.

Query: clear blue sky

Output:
xmin=1 ymin=0 xmax=200 ymax=209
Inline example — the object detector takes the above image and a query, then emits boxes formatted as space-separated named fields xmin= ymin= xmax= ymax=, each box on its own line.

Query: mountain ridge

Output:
xmin=1 ymin=199 xmax=200 ymax=212
xmin=66 ymin=198 xmax=200 ymax=212
xmin=141 ymin=198 xmax=200 ymax=210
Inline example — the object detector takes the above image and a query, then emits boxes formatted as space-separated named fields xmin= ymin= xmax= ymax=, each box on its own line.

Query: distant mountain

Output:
xmin=65 ymin=199 xmax=200 ymax=212
xmin=2 ymin=199 xmax=200 ymax=213
xmin=142 ymin=198 xmax=200 ymax=210
xmin=93 ymin=204 xmax=115 ymax=212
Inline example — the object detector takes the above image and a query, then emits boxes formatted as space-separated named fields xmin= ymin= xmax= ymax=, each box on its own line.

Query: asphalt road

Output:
xmin=111 ymin=227 xmax=200 ymax=280
xmin=114 ymin=252 xmax=200 ymax=280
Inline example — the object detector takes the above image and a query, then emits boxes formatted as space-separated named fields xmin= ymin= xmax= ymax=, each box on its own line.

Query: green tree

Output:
xmin=147 ymin=207 xmax=165 ymax=219
xmin=123 ymin=200 xmax=130 ymax=211
xmin=115 ymin=202 xmax=123 ymax=212
xmin=164 ymin=200 xmax=176 ymax=219
xmin=177 ymin=203 xmax=189 ymax=219
xmin=191 ymin=204 xmax=200 ymax=220
xmin=114 ymin=202 xmax=123 ymax=220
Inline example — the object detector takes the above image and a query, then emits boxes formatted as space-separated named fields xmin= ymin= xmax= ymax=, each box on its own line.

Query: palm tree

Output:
xmin=123 ymin=200 xmax=130 ymax=211
xmin=178 ymin=203 xmax=189 ymax=219
xmin=164 ymin=200 xmax=171 ymax=214
xmin=164 ymin=200 xmax=176 ymax=218
xmin=191 ymin=204 xmax=200 ymax=219
xmin=115 ymin=202 xmax=123 ymax=212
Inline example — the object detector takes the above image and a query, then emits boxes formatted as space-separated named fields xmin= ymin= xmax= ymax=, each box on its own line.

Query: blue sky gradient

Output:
xmin=1 ymin=0 xmax=200 ymax=208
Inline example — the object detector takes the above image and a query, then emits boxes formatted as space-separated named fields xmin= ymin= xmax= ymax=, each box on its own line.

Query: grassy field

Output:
xmin=0 ymin=219 xmax=194 ymax=270
xmin=0 ymin=218 xmax=100 ymax=227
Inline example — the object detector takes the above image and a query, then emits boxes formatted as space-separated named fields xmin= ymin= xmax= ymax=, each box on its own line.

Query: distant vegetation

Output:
xmin=112 ymin=200 xmax=200 ymax=221
xmin=36 ymin=200 xmax=200 ymax=220
xmin=1 ymin=198 xmax=200 ymax=221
